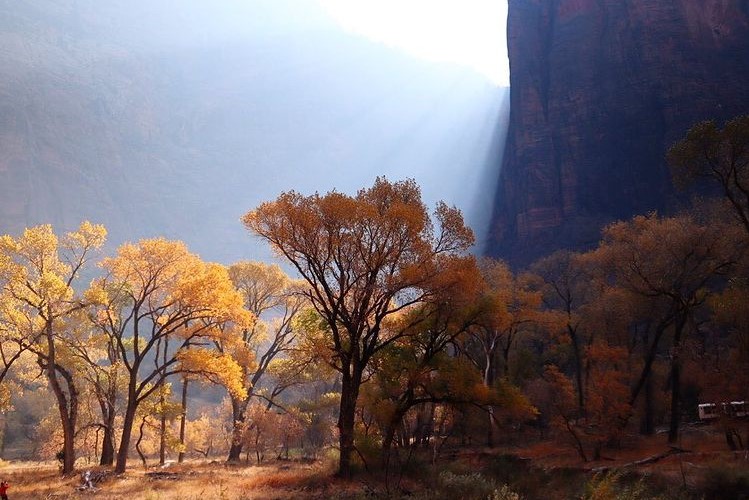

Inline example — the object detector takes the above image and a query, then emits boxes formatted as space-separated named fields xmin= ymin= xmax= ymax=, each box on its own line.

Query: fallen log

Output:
xmin=591 ymin=446 xmax=690 ymax=473
xmin=145 ymin=471 xmax=181 ymax=480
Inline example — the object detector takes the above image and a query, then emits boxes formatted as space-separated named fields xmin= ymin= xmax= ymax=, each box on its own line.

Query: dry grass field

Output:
xmin=0 ymin=459 xmax=358 ymax=499
xmin=1 ymin=426 xmax=748 ymax=499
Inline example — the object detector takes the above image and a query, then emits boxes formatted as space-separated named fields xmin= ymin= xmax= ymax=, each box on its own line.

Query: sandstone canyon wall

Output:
xmin=490 ymin=0 xmax=749 ymax=265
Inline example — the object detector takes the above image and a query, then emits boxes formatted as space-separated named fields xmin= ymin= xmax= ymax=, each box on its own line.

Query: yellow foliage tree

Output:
xmin=0 ymin=222 xmax=106 ymax=474
xmin=222 ymin=261 xmax=305 ymax=462
xmin=86 ymin=238 xmax=252 ymax=472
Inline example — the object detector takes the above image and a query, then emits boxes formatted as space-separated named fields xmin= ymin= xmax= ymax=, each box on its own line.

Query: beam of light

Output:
xmin=318 ymin=0 xmax=509 ymax=86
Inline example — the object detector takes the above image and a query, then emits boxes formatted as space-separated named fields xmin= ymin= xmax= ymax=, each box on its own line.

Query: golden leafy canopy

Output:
xmin=177 ymin=348 xmax=248 ymax=400
xmin=97 ymin=238 xmax=253 ymax=333
xmin=0 ymin=222 xmax=106 ymax=313
xmin=242 ymin=177 xmax=474 ymax=367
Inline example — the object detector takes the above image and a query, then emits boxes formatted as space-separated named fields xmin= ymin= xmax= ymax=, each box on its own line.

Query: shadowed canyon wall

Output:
xmin=490 ymin=0 xmax=749 ymax=265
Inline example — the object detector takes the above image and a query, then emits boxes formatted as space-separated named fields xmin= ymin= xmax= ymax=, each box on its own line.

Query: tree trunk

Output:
xmin=485 ymin=349 xmax=497 ymax=447
xmin=421 ymin=403 xmax=436 ymax=447
xmin=668 ymin=316 xmax=687 ymax=444
xmin=639 ymin=328 xmax=654 ymax=435
xmin=569 ymin=326 xmax=585 ymax=418
xmin=136 ymin=417 xmax=148 ymax=468
xmin=630 ymin=318 xmax=672 ymax=407
xmin=562 ymin=413 xmax=587 ymax=462
xmin=337 ymin=367 xmax=362 ymax=477
xmin=502 ymin=338 xmax=512 ymax=379
xmin=227 ymin=397 xmax=246 ymax=462
xmin=59 ymin=404 xmax=77 ymax=474
xmin=159 ymin=390 xmax=167 ymax=465
xmin=159 ymin=342 xmax=170 ymax=465
xmin=640 ymin=370 xmax=655 ymax=435
xmin=668 ymin=359 xmax=682 ymax=443
xmin=100 ymin=424 xmax=115 ymax=466
xmin=98 ymin=385 xmax=117 ymax=466
xmin=381 ymin=406 xmax=408 ymax=471
xmin=178 ymin=378 xmax=188 ymax=463
xmin=115 ymin=391 xmax=138 ymax=473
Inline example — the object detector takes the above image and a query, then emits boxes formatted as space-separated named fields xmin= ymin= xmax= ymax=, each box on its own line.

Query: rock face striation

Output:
xmin=490 ymin=0 xmax=749 ymax=265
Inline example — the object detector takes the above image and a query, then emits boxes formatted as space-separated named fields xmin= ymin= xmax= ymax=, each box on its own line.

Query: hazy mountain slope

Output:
xmin=0 ymin=0 xmax=507 ymax=262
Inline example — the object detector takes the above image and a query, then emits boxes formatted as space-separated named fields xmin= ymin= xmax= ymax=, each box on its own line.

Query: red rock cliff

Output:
xmin=490 ymin=0 xmax=749 ymax=265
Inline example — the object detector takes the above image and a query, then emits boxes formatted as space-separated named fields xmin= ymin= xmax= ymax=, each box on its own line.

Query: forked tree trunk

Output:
xmin=98 ymin=352 xmax=120 ymax=466
xmin=629 ymin=318 xmax=672 ymax=409
xmin=381 ymin=406 xmax=408 ymax=471
xmin=43 ymin=320 xmax=78 ymax=475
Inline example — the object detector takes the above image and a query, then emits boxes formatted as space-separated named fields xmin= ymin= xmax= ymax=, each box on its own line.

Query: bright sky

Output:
xmin=318 ymin=0 xmax=509 ymax=86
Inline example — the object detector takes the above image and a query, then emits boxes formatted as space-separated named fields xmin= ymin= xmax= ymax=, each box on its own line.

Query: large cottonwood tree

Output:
xmin=86 ymin=238 xmax=251 ymax=472
xmin=243 ymin=177 xmax=474 ymax=476
xmin=0 ymin=222 xmax=106 ymax=474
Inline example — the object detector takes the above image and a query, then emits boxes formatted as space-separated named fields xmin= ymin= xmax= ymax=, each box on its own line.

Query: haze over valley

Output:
xmin=0 ymin=0 xmax=509 ymax=262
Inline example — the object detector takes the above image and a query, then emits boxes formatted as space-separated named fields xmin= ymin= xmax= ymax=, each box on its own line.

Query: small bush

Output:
xmin=490 ymin=484 xmax=522 ymax=500
xmin=702 ymin=465 xmax=749 ymax=500
xmin=583 ymin=470 xmax=654 ymax=500
xmin=425 ymin=471 xmax=521 ymax=500
xmin=439 ymin=471 xmax=494 ymax=499
xmin=353 ymin=433 xmax=381 ymax=470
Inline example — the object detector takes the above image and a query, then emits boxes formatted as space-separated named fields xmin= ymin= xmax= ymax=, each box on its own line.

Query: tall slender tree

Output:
xmin=223 ymin=261 xmax=304 ymax=462
xmin=464 ymin=259 xmax=541 ymax=446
